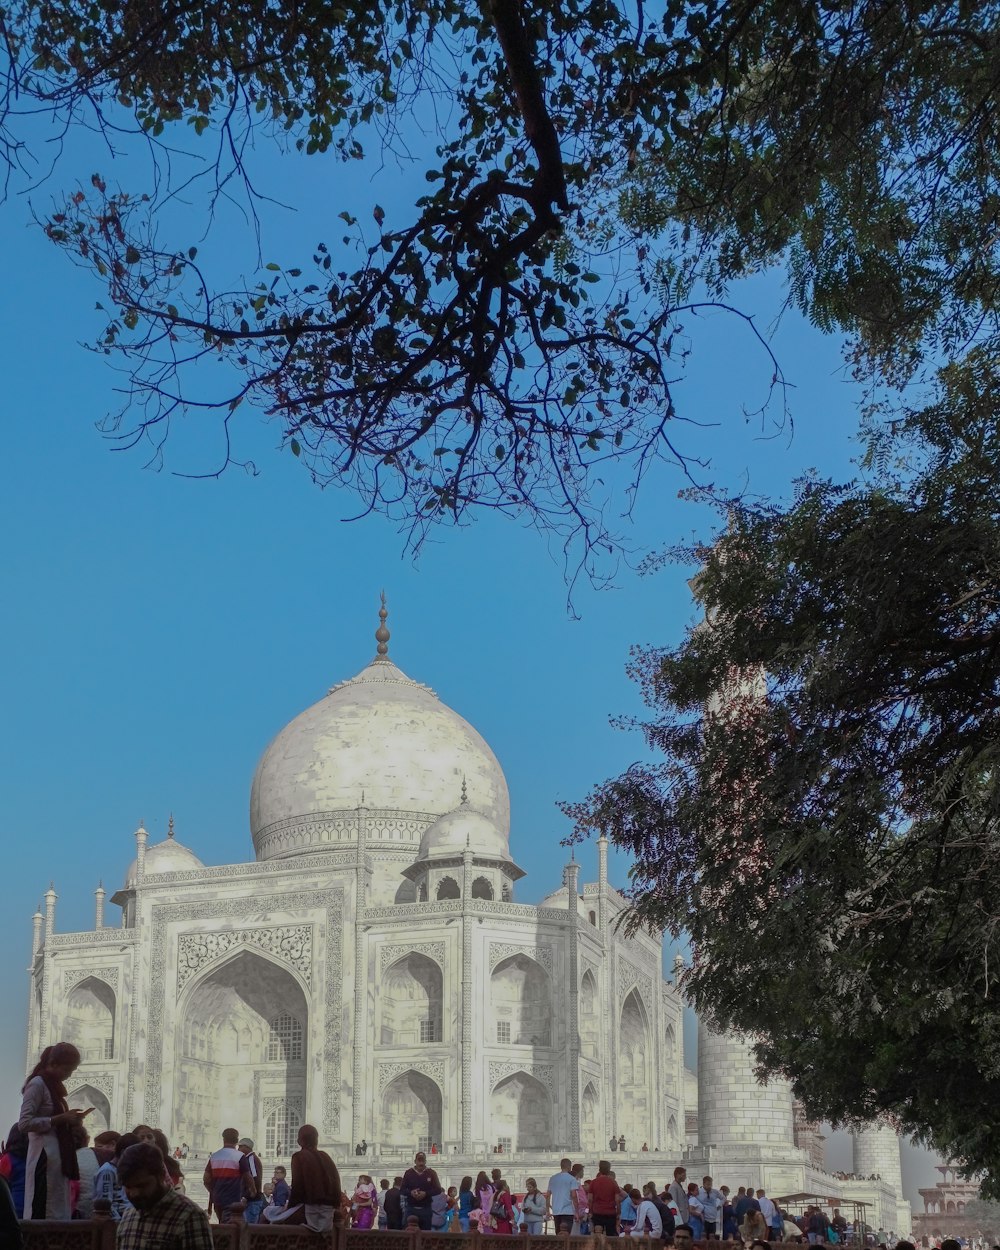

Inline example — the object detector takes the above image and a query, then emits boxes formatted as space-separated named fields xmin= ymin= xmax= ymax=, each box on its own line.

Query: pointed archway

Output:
xmin=68 ymin=1083 xmax=111 ymax=1135
xmin=381 ymin=1070 xmax=442 ymax=1151
xmin=175 ymin=949 xmax=308 ymax=1153
xmin=489 ymin=1071 xmax=552 ymax=1151
xmin=619 ymin=988 xmax=651 ymax=1146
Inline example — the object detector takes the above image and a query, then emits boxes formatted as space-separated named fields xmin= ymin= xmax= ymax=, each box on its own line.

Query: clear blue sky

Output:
xmin=0 ymin=109 xmax=937 ymax=1203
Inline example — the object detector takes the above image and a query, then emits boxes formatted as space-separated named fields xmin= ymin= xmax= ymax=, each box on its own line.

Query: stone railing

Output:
xmin=17 ymin=1224 xmax=669 ymax=1250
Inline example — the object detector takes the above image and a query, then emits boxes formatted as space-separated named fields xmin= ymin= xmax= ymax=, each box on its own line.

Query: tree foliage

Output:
xmin=1 ymin=0 xmax=998 ymax=563
xmin=565 ymin=374 xmax=1000 ymax=1189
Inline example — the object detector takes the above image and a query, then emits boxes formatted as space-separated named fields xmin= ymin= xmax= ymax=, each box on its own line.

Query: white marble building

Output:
xmin=25 ymin=607 xmax=686 ymax=1161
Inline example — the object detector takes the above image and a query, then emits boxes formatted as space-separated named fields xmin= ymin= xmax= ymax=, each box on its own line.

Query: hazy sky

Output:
xmin=0 ymin=103 xmax=940 ymax=1205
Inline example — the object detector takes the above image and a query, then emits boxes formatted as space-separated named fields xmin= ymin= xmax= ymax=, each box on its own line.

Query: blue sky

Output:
xmin=0 ymin=106 xmax=937 ymax=1202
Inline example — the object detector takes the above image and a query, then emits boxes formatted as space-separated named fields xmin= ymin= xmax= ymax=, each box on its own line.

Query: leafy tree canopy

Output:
xmin=1 ymin=0 xmax=998 ymax=565
xmin=565 ymin=372 xmax=1000 ymax=1189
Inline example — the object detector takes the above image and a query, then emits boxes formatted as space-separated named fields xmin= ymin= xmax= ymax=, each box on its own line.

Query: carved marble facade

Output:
xmin=25 ymin=634 xmax=686 ymax=1159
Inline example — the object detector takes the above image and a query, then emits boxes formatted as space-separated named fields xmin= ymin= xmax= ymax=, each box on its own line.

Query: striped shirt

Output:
xmin=117 ymin=1185 xmax=213 ymax=1250
xmin=206 ymin=1145 xmax=243 ymax=1211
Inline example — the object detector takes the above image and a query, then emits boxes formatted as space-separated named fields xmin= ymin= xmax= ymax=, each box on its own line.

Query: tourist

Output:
xmin=458 ymin=1176 xmax=475 ymax=1232
xmin=261 ymin=1123 xmax=342 ymax=1232
xmin=71 ymin=1122 xmax=101 ymax=1219
xmin=742 ymin=1205 xmax=769 ymax=1244
xmin=808 ymin=1206 xmax=831 ymax=1245
xmin=116 ymin=1142 xmax=212 ymax=1250
xmin=234 ymin=1138 xmax=262 ymax=1221
xmin=400 ymin=1150 xmax=442 ymax=1231
xmin=610 ymin=1136 xmax=619 ymax=1152
xmin=385 ymin=1176 xmax=404 ymax=1230
xmin=19 ymin=1042 xmax=89 ymax=1220
xmin=618 ymin=1134 xmax=626 ymax=1152
xmin=95 ymin=1132 xmax=138 ymax=1220
xmin=588 ymin=1159 xmax=623 ymax=1237
xmin=734 ymin=1186 xmax=761 ymax=1224
xmin=406 ymin=1214 xmax=422 ymax=1231
xmin=151 ymin=1128 xmax=184 ymax=1191
xmin=572 ymin=1161 xmax=592 ymax=1234
xmin=521 ymin=1178 xmax=547 ymax=1233
xmin=632 ymin=1184 xmax=664 ymax=1239
xmin=756 ymin=1189 xmax=776 ymax=1240
xmin=669 ymin=1167 xmax=690 ymax=1228
xmin=353 ymin=1173 xmax=378 ymax=1228
xmin=622 ymin=1184 xmax=642 ymax=1235
xmin=642 ymin=1143 xmax=649 ymax=1152
xmin=700 ymin=1176 xmax=723 ymax=1239
xmin=378 ymin=1177 xmax=390 ymax=1228
xmin=546 ymin=1157 xmax=583 ymax=1235
xmin=492 ymin=1178 xmax=516 ymax=1233
xmin=675 ymin=1226 xmax=695 ymax=1250
xmin=652 ymin=1185 xmax=676 ymax=1242
xmin=0 ymin=1125 xmax=29 ymax=1218
xmin=475 ymin=1169 xmax=497 ymax=1232
xmin=202 ymin=1127 xmax=244 ymax=1223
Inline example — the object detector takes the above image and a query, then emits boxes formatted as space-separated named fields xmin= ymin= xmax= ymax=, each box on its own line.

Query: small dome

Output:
xmin=417 ymin=806 xmax=509 ymax=861
xmin=126 ymin=834 xmax=204 ymax=886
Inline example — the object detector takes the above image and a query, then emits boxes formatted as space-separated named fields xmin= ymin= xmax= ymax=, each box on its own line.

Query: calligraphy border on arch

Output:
xmin=141 ymin=889 xmax=344 ymax=1136
xmin=62 ymin=966 xmax=120 ymax=993
xmin=378 ymin=941 xmax=446 ymax=974
xmin=487 ymin=1060 xmax=555 ymax=1094
xmin=488 ymin=942 xmax=553 ymax=975
xmin=376 ymin=1060 xmax=446 ymax=1097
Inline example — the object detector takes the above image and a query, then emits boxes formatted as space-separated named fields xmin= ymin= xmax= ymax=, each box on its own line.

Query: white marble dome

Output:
xmin=125 ymin=832 xmax=204 ymax=886
xmin=417 ymin=805 xmax=510 ymax=861
xmin=250 ymin=653 xmax=510 ymax=860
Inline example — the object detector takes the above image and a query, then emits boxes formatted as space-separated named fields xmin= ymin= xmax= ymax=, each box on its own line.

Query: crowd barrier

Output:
xmin=16 ymin=1225 xmax=671 ymax=1250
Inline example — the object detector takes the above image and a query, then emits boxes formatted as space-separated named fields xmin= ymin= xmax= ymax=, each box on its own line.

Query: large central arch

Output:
xmin=64 ymin=977 xmax=116 ymax=1063
xmin=174 ymin=949 xmax=308 ymax=1154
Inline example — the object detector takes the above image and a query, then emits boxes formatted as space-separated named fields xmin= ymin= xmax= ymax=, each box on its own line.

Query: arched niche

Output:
xmin=471 ymin=876 xmax=494 ymax=900
xmin=618 ymin=988 xmax=652 ymax=1146
xmin=381 ymin=952 xmax=443 ymax=1045
xmin=580 ymin=969 xmax=599 ymax=1059
xmin=382 ymin=1070 xmax=442 ymax=1151
xmin=64 ymin=977 xmax=116 ymax=1063
xmin=664 ymin=1020 xmax=676 ymax=1063
xmin=490 ymin=1071 xmax=552 ymax=1151
xmin=436 ymin=876 xmax=460 ymax=900
xmin=175 ymin=949 xmax=307 ymax=1154
xmin=667 ymin=1111 xmax=678 ymax=1148
xmin=68 ymin=1083 xmax=111 ymax=1136
xmin=491 ymin=955 xmax=552 ymax=1047
xmin=582 ymin=1081 xmax=600 ymax=1151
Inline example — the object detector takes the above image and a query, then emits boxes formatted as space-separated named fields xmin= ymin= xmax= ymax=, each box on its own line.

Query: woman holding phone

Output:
xmin=19 ymin=1042 xmax=91 ymax=1219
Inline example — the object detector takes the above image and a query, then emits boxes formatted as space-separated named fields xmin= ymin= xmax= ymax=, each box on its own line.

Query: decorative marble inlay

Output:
xmin=377 ymin=1060 xmax=446 ymax=1095
xmin=143 ymin=890 xmax=344 ymax=1135
xmin=62 ymin=967 xmax=120 ymax=993
xmin=379 ymin=941 xmax=446 ymax=973
xmin=488 ymin=942 xmax=553 ymax=975
xmin=176 ymin=925 xmax=312 ymax=991
xmin=617 ymin=956 xmax=654 ymax=1004
xmin=70 ymin=1072 xmax=113 ymax=1099
xmin=488 ymin=1061 xmax=555 ymax=1093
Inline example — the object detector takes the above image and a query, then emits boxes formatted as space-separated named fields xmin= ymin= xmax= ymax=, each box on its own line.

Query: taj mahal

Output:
xmin=24 ymin=602 xmax=912 ymax=1234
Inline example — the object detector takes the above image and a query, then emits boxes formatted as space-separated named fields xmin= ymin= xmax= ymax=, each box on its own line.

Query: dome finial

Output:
xmin=167 ymin=813 xmax=175 ymax=839
xmin=460 ymin=774 xmax=468 ymax=805
xmin=375 ymin=590 xmax=390 ymax=657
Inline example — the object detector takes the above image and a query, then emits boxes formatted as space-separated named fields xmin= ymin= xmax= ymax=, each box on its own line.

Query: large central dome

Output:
xmin=250 ymin=621 xmax=510 ymax=861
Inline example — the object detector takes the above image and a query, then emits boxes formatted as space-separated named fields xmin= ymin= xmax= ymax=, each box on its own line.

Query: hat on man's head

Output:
xmin=238 ymin=1137 xmax=254 ymax=1149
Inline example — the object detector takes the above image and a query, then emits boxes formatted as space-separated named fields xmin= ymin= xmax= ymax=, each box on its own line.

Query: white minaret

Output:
xmin=697 ymin=1019 xmax=795 ymax=1147
xmin=94 ymin=881 xmax=106 ymax=929
xmin=31 ymin=902 xmax=44 ymax=955
xmin=44 ymin=882 xmax=57 ymax=938
xmin=852 ymin=1123 xmax=904 ymax=1194
xmin=134 ymin=821 xmax=148 ymax=879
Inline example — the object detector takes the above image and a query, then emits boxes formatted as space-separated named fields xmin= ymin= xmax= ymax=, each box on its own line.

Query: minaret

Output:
xmin=134 ymin=820 xmax=148 ymax=879
xmin=697 ymin=1019 xmax=795 ymax=1147
xmin=597 ymin=834 xmax=609 ymax=936
xmin=565 ymin=853 xmax=582 ymax=1151
xmin=852 ymin=1123 xmax=904 ymax=1197
xmin=94 ymin=881 xmax=106 ymax=930
xmin=31 ymin=902 xmax=44 ymax=955
xmin=44 ymin=882 xmax=57 ymax=938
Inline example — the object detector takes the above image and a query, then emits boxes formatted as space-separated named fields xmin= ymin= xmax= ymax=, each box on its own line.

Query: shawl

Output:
xmin=40 ymin=1073 xmax=78 ymax=1182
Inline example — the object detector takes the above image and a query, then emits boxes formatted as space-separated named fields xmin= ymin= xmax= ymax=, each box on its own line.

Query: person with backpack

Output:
xmin=809 ymin=1206 xmax=832 ymax=1245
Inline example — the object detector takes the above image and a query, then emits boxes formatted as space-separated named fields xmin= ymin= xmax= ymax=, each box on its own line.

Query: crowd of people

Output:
xmin=2 ymin=1039 xmax=943 ymax=1250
